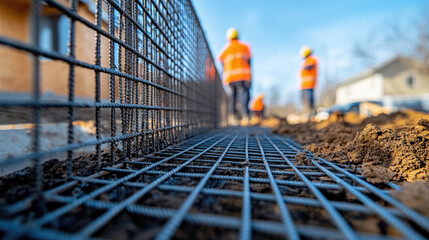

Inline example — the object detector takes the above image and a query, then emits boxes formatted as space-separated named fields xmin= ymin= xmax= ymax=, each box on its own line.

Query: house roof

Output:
xmin=337 ymin=56 xmax=422 ymax=87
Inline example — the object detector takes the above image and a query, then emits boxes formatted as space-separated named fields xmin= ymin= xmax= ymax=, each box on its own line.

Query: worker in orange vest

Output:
xmin=299 ymin=46 xmax=318 ymax=120
xmin=250 ymin=93 xmax=264 ymax=122
xmin=217 ymin=28 xmax=252 ymax=126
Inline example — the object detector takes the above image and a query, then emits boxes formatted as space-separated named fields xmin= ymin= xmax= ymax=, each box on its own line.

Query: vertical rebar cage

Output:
xmin=0 ymin=0 xmax=225 ymax=199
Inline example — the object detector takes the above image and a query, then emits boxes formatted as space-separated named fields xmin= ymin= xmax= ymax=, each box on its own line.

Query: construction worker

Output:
xmin=250 ymin=93 xmax=264 ymax=122
xmin=299 ymin=46 xmax=318 ymax=120
xmin=217 ymin=27 xmax=252 ymax=126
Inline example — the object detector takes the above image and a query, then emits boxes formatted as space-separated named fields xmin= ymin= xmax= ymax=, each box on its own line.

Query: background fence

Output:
xmin=0 ymin=0 xmax=227 ymax=198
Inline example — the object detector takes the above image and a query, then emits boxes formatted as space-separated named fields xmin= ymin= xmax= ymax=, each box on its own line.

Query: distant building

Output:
xmin=336 ymin=56 xmax=429 ymax=112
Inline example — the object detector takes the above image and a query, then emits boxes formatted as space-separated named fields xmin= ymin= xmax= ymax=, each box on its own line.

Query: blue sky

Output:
xmin=193 ymin=0 xmax=428 ymax=105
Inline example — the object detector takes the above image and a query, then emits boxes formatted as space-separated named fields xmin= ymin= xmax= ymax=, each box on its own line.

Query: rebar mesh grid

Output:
xmin=1 ymin=127 xmax=429 ymax=239
xmin=0 ymin=0 xmax=226 ymax=205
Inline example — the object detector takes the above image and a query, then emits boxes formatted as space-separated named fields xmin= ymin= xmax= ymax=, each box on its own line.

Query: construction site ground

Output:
xmin=272 ymin=110 xmax=429 ymax=217
xmin=1 ymin=111 xmax=429 ymax=239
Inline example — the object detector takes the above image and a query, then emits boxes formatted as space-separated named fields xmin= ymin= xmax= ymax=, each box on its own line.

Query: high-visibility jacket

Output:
xmin=251 ymin=97 xmax=264 ymax=111
xmin=299 ymin=55 xmax=317 ymax=90
xmin=217 ymin=39 xmax=251 ymax=85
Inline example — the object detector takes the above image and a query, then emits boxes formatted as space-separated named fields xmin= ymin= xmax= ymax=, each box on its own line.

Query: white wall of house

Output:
xmin=383 ymin=69 xmax=429 ymax=95
xmin=336 ymin=74 xmax=384 ymax=105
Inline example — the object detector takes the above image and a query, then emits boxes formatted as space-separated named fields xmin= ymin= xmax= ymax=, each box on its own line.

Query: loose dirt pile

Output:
xmin=273 ymin=110 xmax=429 ymax=183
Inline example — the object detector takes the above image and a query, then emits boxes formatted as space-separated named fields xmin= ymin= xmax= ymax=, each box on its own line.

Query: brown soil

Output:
xmin=273 ymin=110 xmax=429 ymax=183
xmin=294 ymin=152 xmax=311 ymax=166
xmin=391 ymin=181 xmax=429 ymax=217
xmin=1 ymin=113 xmax=428 ymax=238
xmin=347 ymin=123 xmax=428 ymax=183
xmin=0 ymin=150 xmax=121 ymax=205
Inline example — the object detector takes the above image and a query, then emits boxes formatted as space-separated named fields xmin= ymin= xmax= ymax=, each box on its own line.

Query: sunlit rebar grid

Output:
xmin=0 ymin=0 xmax=226 ymax=204
xmin=1 ymin=128 xmax=429 ymax=239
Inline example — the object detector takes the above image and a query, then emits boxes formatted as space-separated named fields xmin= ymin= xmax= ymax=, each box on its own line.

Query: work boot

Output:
xmin=228 ymin=115 xmax=238 ymax=126
xmin=240 ymin=116 xmax=250 ymax=127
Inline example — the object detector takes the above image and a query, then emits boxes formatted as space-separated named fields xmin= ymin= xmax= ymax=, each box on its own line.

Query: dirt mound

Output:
xmin=273 ymin=110 xmax=429 ymax=183
xmin=346 ymin=123 xmax=429 ymax=182
xmin=360 ymin=111 xmax=408 ymax=127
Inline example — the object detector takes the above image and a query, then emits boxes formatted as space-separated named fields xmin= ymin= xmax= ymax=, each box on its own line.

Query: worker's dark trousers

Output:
xmin=229 ymin=81 xmax=250 ymax=119
xmin=253 ymin=109 xmax=264 ymax=118
xmin=301 ymin=88 xmax=315 ymax=116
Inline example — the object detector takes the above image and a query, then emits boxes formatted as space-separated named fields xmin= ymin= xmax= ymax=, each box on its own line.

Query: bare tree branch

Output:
xmin=353 ymin=11 xmax=429 ymax=67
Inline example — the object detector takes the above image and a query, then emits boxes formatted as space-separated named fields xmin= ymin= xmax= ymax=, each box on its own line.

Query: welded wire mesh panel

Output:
xmin=0 ymin=0 xmax=225 ymax=205
xmin=1 ymin=128 xmax=428 ymax=239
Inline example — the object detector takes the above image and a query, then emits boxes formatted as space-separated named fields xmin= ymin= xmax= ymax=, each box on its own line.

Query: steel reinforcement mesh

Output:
xmin=0 ymin=0 xmax=226 ymax=205
xmin=0 ymin=127 xmax=429 ymax=239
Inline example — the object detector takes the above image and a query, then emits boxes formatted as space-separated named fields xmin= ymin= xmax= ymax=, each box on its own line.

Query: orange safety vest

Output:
xmin=251 ymin=97 xmax=264 ymax=111
xmin=217 ymin=39 xmax=251 ymax=85
xmin=300 ymin=55 xmax=317 ymax=90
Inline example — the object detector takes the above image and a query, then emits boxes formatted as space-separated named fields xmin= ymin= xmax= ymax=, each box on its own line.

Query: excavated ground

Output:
xmin=272 ymin=110 xmax=429 ymax=217
xmin=0 ymin=150 xmax=409 ymax=239
xmin=0 ymin=150 xmax=122 ymax=206
xmin=0 ymin=148 xmax=341 ymax=239
xmin=1 ymin=109 xmax=429 ymax=238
